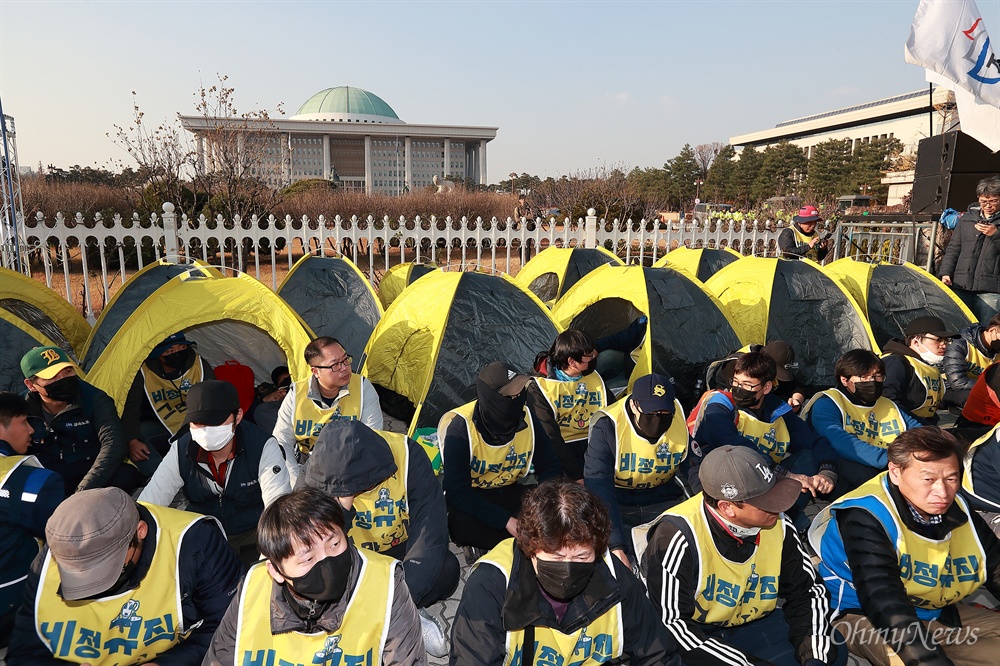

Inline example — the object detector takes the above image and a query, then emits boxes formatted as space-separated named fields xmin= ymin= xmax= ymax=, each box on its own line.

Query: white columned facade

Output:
xmin=404 ymin=137 xmax=412 ymax=192
xmin=364 ymin=135 xmax=373 ymax=194
xmin=479 ymin=139 xmax=488 ymax=185
xmin=322 ymin=135 xmax=331 ymax=180
xmin=196 ymin=135 xmax=205 ymax=173
xmin=442 ymin=137 xmax=450 ymax=178
xmin=281 ymin=133 xmax=291 ymax=184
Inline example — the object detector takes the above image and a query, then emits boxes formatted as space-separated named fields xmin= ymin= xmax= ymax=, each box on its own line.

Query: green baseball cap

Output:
xmin=21 ymin=346 xmax=76 ymax=380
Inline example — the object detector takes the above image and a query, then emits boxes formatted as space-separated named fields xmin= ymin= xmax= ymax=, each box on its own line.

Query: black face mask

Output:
xmin=989 ymin=339 xmax=1000 ymax=355
xmin=161 ymin=348 xmax=193 ymax=369
xmin=42 ymin=375 xmax=79 ymax=402
xmin=730 ymin=385 xmax=759 ymax=409
xmin=476 ymin=378 xmax=527 ymax=444
xmin=635 ymin=411 xmax=674 ymax=441
xmin=534 ymin=559 xmax=596 ymax=601
xmin=284 ymin=549 xmax=353 ymax=603
xmin=850 ymin=380 xmax=884 ymax=406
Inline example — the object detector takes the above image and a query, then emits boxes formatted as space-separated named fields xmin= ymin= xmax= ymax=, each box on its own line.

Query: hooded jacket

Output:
xmin=301 ymin=421 xmax=450 ymax=607
xmin=882 ymin=339 xmax=940 ymax=425
xmin=939 ymin=208 xmax=1000 ymax=294
xmin=942 ymin=323 xmax=996 ymax=393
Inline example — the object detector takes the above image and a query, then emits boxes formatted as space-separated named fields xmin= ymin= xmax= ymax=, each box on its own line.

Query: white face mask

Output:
xmin=190 ymin=423 xmax=234 ymax=451
xmin=917 ymin=343 xmax=945 ymax=365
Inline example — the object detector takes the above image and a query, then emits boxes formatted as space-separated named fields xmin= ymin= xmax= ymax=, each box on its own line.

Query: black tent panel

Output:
xmin=0 ymin=299 xmax=75 ymax=358
xmin=1 ymin=320 xmax=44 ymax=392
xmin=697 ymin=249 xmax=741 ymax=283
xmin=865 ymin=265 xmax=972 ymax=347
xmin=527 ymin=273 xmax=561 ymax=304
xmin=562 ymin=249 xmax=620 ymax=299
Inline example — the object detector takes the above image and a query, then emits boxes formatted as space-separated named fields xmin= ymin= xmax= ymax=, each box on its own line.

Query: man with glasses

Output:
xmin=882 ymin=317 xmax=959 ymax=425
xmin=942 ymin=313 xmax=1000 ymax=407
xmin=273 ymin=336 xmax=382 ymax=482
xmin=940 ymin=176 xmax=1000 ymax=322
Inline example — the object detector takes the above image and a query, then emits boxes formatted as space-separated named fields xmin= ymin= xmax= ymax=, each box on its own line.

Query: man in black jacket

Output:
xmin=812 ymin=427 xmax=1000 ymax=666
xmin=640 ymin=445 xmax=845 ymax=666
xmin=940 ymin=176 xmax=1000 ymax=322
xmin=882 ymin=317 xmax=959 ymax=425
xmin=941 ymin=314 xmax=1000 ymax=406
xmin=21 ymin=346 xmax=137 ymax=495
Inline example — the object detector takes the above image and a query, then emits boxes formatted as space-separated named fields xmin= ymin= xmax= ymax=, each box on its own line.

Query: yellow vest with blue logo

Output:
xmin=234 ymin=549 xmax=396 ymax=666
xmin=735 ymin=407 xmax=791 ymax=464
xmin=0 ymin=454 xmax=44 ymax=564
xmin=477 ymin=539 xmax=623 ymax=665
xmin=438 ymin=401 xmax=536 ymax=489
xmin=593 ymin=398 xmax=688 ymax=490
xmin=802 ymin=389 xmax=908 ymax=450
xmin=964 ymin=343 xmax=997 ymax=381
xmin=887 ymin=354 xmax=944 ymax=419
xmin=534 ymin=373 xmax=607 ymax=444
xmin=141 ymin=359 xmax=203 ymax=435
xmin=34 ymin=503 xmax=210 ymax=665
xmin=293 ymin=374 xmax=364 ymax=455
xmin=663 ymin=494 xmax=783 ymax=626
xmin=963 ymin=424 xmax=1000 ymax=512
xmin=350 ymin=431 xmax=411 ymax=553
xmin=791 ymin=225 xmax=820 ymax=261
xmin=812 ymin=473 xmax=986 ymax=621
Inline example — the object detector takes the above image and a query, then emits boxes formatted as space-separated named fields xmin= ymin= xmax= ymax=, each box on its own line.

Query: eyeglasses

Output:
xmin=978 ymin=197 xmax=1000 ymax=207
xmin=732 ymin=380 xmax=762 ymax=391
xmin=852 ymin=374 xmax=885 ymax=382
xmin=921 ymin=335 xmax=949 ymax=346
xmin=312 ymin=355 xmax=353 ymax=371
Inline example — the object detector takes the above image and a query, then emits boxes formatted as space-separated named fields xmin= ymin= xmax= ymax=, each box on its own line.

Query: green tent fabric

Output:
xmin=362 ymin=271 xmax=560 ymax=435
xmin=515 ymin=247 xmax=623 ymax=307
xmin=277 ymin=254 xmax=383 ymax=372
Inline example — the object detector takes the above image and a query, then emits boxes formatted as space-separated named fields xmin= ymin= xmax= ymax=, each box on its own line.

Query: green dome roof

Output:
xmin=293 ymin=86 xmax=401 ymax=122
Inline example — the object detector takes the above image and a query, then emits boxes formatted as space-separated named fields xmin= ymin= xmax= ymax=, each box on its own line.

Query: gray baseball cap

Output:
xmin=699 ymin=445 xmax=801 ymax=514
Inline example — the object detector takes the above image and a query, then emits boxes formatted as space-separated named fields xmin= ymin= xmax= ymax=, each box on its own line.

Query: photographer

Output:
xmin=778 ymin=205 xmax=830 ymax=262
xmin=940 ymin=176 xmax=1000 ymax=322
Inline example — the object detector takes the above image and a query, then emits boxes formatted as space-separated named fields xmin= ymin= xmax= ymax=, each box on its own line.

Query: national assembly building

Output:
xmin=179 ymin=86 xmax=498 ymax=194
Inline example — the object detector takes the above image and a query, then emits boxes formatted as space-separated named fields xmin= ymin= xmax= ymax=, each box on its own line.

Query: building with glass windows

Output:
xmin=179 ymin=86 xmax=498 ymax=194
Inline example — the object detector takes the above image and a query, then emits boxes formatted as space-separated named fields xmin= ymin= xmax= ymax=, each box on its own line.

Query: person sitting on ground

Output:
xmin=301 ymin=419 xmax=459 ymax=659
xmin=942 ymin=313 xmax=1000 ymax=407
xmin=438 ymin=361 xmax=562 ymax=556
xmin=961 ymin=422 xmax=1000 ymax=537
xmin=527 ymin=330 xmax=608 ymax=480
xmin=0 ymin=392 xmax=64 ymax=650
xmin=957 ymin=359 xmax=1000 ymax=437
xmin=803 ymin=349 xmax=921 ymax=496
xmin=639 ymin=445 xmax=846 ymax=666
xmin=778 ymin=205 xmax=829 ymax=262
xmin=811 ymin=427 xmax=1000 ymax=666
xmin=121 ymin=332 xmax=215 ymax=480
xmin=247 ymin=364 xmax=290 ymax=433
xmin=882 ymin=316 xmax=959 ymax=425
xmin=20 ymin=345 xmax=137 ymax=495
xmin=706 ymin=340 xmax=807 ymax=412
xmin=689 ymin=351 xmax=838 ymax=531
xmin=202 ymin=488 xmax=425 ymax=666
xmin=450 ymin=479 xmax=681 ymax=665
xmin=273 ymin=336 xmax=382 ymax=482
xmin=8 ymin=487 xmax=242 ymax=664
xmin=139 ymin=380 xmax=291 ymax=568
xmin=584 ymin=373 xmax=688 ymax=569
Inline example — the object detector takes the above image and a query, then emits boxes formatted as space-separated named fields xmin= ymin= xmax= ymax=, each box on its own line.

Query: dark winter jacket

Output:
xmin=778 ymin=224 xmax=829 ymax=262
xmin=939 ymin=208 xmax=1000 ymax=293
xmin=882 ymin=339 xmax=940 ymax=425
xmin=7 ymin=504 xmax=242 ymax=665
xmin=122 ymin=355 xmax=214 ymax=441
xmin=834 ymin=480 xmax=1000 ymax=666
xmin=450 ymin=540 xmax=680 ymax=666
xmin=942 ymin=323 xmax=995 ymax=393
xmin=301 ymin=420 xmax=451 ymax=607
xmin=25 ymin=379 xmax=128 ymax=495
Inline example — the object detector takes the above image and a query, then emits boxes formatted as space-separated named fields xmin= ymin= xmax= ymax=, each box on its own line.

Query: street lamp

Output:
xmin=694 ymin=179 xmax=704 ymax=202
xmin=510 ymin=172 xmax=518 ymax=196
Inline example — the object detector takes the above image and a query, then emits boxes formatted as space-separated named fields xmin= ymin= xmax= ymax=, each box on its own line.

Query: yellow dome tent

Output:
xmin=0 ymin=266 xmax=90 ymax=357
xmin=515 ymin=247 xmax=623 ymax=307
xmin=653 ymin=246 xmax=742 ymax=283
xmin=0 ymin=309 xmax=84 ymax=393
xmin=377 ymin=262 xmax=440 ymax=310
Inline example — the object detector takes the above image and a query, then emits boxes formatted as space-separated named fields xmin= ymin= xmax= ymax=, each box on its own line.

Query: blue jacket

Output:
xmin=807 ymin=389 xmax=922 ymax=469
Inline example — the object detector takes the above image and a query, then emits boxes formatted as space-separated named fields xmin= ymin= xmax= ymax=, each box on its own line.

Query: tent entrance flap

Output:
xmin=569 ymin=298 xmax=644 ymax=340
xmin=186 ymin=321 xmax=288 ymax=385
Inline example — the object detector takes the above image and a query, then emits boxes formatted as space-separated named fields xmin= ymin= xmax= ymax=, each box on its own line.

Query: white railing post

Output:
xmin=585 ymin=209 xmax=598 ymax=248
xmin=162 ymin=202 xmax=178 ymax=257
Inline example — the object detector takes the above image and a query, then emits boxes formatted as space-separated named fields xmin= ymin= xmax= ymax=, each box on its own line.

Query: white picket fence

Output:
xmin=9 ymin=203 xmax=936 ymax=320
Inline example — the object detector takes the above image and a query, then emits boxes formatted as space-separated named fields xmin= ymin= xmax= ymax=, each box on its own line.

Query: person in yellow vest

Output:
xmin=202 ymin=487 xmax=426 ymax=666
xmin=803 ymin=350 xmax=922 ymax=497
xmin=961 ymin=423 xmax=1000 ymax=537
xmin=300 ymin=420 xmax=459 ymax=659
xmin=451 ymin=479 xmax=681 ymax=665
xmin=777 ymin=205 xmax=829 ymax=262
xmin=639 ymin=445 xmax=846 ymax=666
xmin=438 ymin=361 xmax=563 ymax=557
xmin=7 ymin=486 xmax=242 ymax=665
xmin=584 ymin=373 xmax=688 ymax=569
xmin=0 ymin=392 xmax=64 ymax=651
xmin=122 ymin=332 xmax=215 ymax=479
xmin=811 ymin=427 xmax=1000 ymax=666
xmin=272 ymin=336 xmax=382 ymax=483
xmin=942 ymin=313 xmax=1000 ymax=407
xmin=527 ymin=330 xmax=608 ymax=480
xmin=882 ymin=316 xmax=959 ymax=426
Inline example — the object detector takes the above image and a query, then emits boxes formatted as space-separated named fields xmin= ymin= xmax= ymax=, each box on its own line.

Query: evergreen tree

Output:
xmin=705 ymin=144 xmax=737 ymax=203
xmin=752 ymin=141 xmax=808 ymax=203
xmin=805 ymin=139 xmax=853 ymax=201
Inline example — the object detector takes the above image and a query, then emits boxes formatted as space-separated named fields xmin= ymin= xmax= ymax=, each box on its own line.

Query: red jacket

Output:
xmin=962 ymin=362 xmax=1000 ymax=426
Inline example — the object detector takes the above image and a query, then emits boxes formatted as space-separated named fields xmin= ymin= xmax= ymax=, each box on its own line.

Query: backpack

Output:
xmin=685 ymin=389 xmax=738 ymax=438
xmin=214 ymin=360 xmax=256 ymax=414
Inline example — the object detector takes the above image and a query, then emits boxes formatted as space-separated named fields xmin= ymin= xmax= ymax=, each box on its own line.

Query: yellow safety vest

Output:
xmin=963 ymin=424 xmax=1000 ymax=511
xmin=438 ymin=401 xmax=536 ymax=489
xmin=886 ymin=354 xmax=944 ymax=419
xmin=964 ymin=343 xmax=997 ymax=381
xmin=821 ymin=473 xmax=986 ymax=613
xmin=790 ymin=225 xmax=820 ymax=261
xmin=234 ymin=549 xmax=396 ymax=666
xmin=802 ymin=389 xmax=908 ymax=450
xmin=141 ymin=359 xmax=203 ymax=435
xmin=351 ymin=431 xmax=411 ymax=553
xmin=533 ymin=373 xmax=607 ymax=444
xmin=293 ymin=374 xmax=364 ymax=455
xmin=34 ymin=504 xmax=210 ymax=665
xmin=593 ymin=399 xmax=687 ymax=490
xmin=477 ymin=539 xmax=623 ymax=665
xmin=735 ymin=409 xmax=791 ymax=464
xmin=0 ymin=452 xmax=42 ymax=488
xmin=664 ymin=494 xmax=783 ymax=626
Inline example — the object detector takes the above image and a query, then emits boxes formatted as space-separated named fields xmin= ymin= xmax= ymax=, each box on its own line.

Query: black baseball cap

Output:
xmin=903 ymin=316 xmax=958 ymax=339
xmin=184 ymin=380 xmax=240 ymax=426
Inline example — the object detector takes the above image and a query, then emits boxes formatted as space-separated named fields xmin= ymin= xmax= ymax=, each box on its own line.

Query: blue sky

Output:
xmin=1 ymin=0 xmax=940 ymax=182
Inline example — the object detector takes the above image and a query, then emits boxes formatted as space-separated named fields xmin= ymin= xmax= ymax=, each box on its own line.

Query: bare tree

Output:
xmin=693 ymin=142 xmax=725 ymax=178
